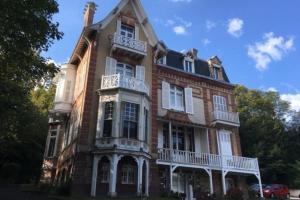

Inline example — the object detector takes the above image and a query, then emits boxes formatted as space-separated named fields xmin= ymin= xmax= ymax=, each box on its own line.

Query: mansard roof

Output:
xmin=165 ymin=49 xmax=230 ymax=83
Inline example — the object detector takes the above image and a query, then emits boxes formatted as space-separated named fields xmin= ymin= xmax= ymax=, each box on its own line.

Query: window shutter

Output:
xmin=116 ymin=19 xmax=121 ymax=34
xmin=162 ymin=81 xmax=170 ymax=109
xmin=184 ymin=87 xmax=194 ymax=114
xmin=105 ymin=57 xmax=117 ymax=75
xmin=135 ymin=24 xmax=139 ymax=40
xmin=135 ymin=65 xmax=145 ymax=81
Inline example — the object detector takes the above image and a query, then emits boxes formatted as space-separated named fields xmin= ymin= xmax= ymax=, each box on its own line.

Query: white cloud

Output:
xmin=206 ymin=20 xmax=216 ymax=31
xmin=175 ymin=16 xmax=192 ymax=28
xmin=173 ymin=26 xmax=186 ymax=35
xmin=166 ymin=19 xmax=175 ymax=26
xmin=247 ymin=32 xmax=294 ymax=71
xmin=267 ymin=87 xmax=278 ymax=92
xmin=281 ymin=94 xmax=300 ymax=111
xmin=169 ymin=0 xmax=192 ymax=2
xmin=227 ymin=18 xmax=244 ymax=37
xmin=202 ymin=38 xmax=211 ymax=46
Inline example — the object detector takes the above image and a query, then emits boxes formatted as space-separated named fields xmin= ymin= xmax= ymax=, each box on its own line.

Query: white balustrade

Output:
xmin=157 ymin=148 xmax=259 ymax=173
xmin=101 ymin=74 xmax=149 ymax=96
xmin=112 ymin=33 xmax=147 ymax=53
xmin=211 ymin=110 xmax=240 ymax=125
xmin=96 ymin=137 xmax=149 ymax=152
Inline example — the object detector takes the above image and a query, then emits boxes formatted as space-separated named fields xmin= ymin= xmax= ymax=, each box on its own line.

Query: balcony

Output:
xmin=111 ymin=33 xmax=147 ymax=58
xmin=157 ymin=148 xmax=259 ymax=174
xmin=101 ymin=74 xmax=150 ymax=96
xmin=211 ymin=110 xmax=240 ymax=127
xmin=95 ymin=137 xmax=149 ymax=153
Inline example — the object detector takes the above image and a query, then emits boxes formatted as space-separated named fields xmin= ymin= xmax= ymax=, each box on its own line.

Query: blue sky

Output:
xmin=43 ymin=0 xmax=300 ymax=111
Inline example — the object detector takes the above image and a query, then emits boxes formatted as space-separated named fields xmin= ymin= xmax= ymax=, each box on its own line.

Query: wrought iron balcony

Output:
xmin=95 ymin=137 xmax=149 ymax=153
xmin=100 ymin=74 xmax=149 ymax=96
xmin=211 ymin=110 xmax=240 ymax=127
xmin=111 ymin=33 xmax=147 ymax=57
xmin=157 ymin=148 xmax=259 ymax=174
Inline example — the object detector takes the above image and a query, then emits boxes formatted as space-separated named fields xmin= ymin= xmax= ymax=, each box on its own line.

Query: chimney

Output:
xmin=83 ymin=1 xmax=97 ymax=27
xmin=187 ymin=48 xmax=198 ymax=59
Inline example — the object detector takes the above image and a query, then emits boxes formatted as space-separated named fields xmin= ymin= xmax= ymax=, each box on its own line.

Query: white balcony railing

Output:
xmin=101 ymin=74 xmax=150 ymax=96
xmin=96 ymin=137 xmax=149 ymax=152
xmin=211 ymin=110 xmax=240 ymax=125
xmin=157 ymin=148 xmax=259 ymax=173
xmin=112 ymin=33 xmax=147 ymax=54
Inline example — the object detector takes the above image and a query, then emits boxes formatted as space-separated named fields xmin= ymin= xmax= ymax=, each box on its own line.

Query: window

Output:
xmin=144 ymin=108 xmax=148 ymax=142
xmin=184 ymin=60 xmax=193 ymax=73
xmin=103 ymin=102 xmax=114 ymax=137
xmin=163 ymin=123 xmax=170 ymax=148
xmin=117 ymin=63 xmax=134 ymax=78
xmin=187 ymin=127 xmax=195 ymax=152
xmin=213 ymin=95 xmax=227 ymax=112
xmin=120 ymin=24 xmax=134 ymax=38
xmin=212 ymin=67 xmax=219 ymax=79
xmin=122 ymin=102 xmax=139 ymax=139
xmin=170 ymin=85 xmax=184 ymax=111
xmin=172 ymin=173 xmax=185 ymax=193
xmin=121 ymin=164 xmax=135 ymax=184
xmin=157 ymin=56 xmax=166 ymax=65
xmin=47 ymin=127 xmax=58 ymax=157
xmin=172 ymin=125 xmax=185 ymax=151
xmin=100 ymin=162 xmax=110 ymax=183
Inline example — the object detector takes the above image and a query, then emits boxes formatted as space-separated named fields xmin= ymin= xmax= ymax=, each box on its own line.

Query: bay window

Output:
xmin=47 ymin=127 xmax=58 ymax=157
xmin=117 ymin=63 xmax=134 ymax=78
xmin=122 ymin=102 xmax=139 ymax=139
xmin=103 ymin=102 xmax=114 ymax=137
xmin=120 ymin=24 xmax=134 ymax=39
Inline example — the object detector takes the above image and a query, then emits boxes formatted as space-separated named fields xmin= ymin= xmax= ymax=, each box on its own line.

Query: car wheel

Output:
xmin=270 ymin=193 xmax=275 ymax=199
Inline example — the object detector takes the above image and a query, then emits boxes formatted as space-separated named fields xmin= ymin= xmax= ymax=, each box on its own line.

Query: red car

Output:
xmin=261 ymin=184 xmax=290 ymax=199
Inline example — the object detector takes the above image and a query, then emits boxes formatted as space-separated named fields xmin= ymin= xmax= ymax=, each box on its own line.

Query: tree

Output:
xmin=0 ymin=0 xmax=62 ymax=183
xmin=234 ymin=85 xmax=290 ymax=184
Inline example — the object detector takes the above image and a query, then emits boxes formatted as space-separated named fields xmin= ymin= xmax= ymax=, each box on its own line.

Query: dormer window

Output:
xmin=212 ymin=67 xmax=219 ymax=79
xmin=212 ymin=64 xmax=221 ymax=80
xmin=157 ymin=56 xmax=166 ymax=65
xmin=120 ymin=23 xmax=134 ymax=39
xmin=183 ymin=57 xmax=194 ymax=73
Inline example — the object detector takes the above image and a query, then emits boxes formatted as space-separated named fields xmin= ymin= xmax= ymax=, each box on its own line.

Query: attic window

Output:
xmin=212 ymin=67 xmax=219 ymax=79
xmin=212 ymin=64 xmax=221 ymax=79
xmin=157 ymin=56 xmax=166 ymax=65
xmin=183 ymin=57 xmax=194 ymax=73
xmin=120 ymin=23 xmax=134 ymax=39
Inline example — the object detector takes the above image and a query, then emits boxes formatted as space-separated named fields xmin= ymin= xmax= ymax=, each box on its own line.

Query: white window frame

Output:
xmin=122 ymin=102 xmax=139 ymax=139
xmin=121 ymin=164 xmax=135 ymax=184
xmin=170 ymin=85 xmax=184 ymax=111
xmin=120 ymin=23 xmax=135 ymax=39
xmin=157 ymin=56 xmax=166 ymax=65
xmin=46 ymin=126 xmax=59 ymax=158
xmin=213 ymin=95 xmax=227 ymax=112
xmin=183 ymin=57 xmax=194 ymax=73
xmin=116 ymin=62 xmax=134 ymax=78
xmin=172 ymin=173 xmax=185 ymax=193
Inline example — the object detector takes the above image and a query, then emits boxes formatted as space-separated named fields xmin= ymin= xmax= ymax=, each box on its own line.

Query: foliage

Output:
xmin=0 ymin=0 xmax=62 ymax=183
xmin=234 ymin=85 xmax=300 ymax=187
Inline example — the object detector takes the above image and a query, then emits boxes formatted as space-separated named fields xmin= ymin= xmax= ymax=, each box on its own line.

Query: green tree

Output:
xmin=0 ymin=0 xmax=62 ymax=183
xmin=234 ymin=85 xmax=289 ymax=184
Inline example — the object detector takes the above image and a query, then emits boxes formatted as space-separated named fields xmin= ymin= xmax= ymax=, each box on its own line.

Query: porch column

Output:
xmin=208 ymin=170 xmax=214 ymax=194
xmin=145 ymin=159 xmax=149 ymax=196
xmin=137 ymin=157 xmax=144 ymax=195
xmin=91 ymin=155 xmax=100 ymax=197
xmin=222 ymin=171 xmax=227 ymax=195
xmin=257 ymin=173 xmax=263 ymax=197
xmin=169 ymin=121 xmax=173 ymax=193
xmin=109 ymin=154 xmax=119 ymax=197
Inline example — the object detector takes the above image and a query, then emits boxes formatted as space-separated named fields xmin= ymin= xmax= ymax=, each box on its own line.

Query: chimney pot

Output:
xmin=83 ymin=1 xmax=97 ymax=27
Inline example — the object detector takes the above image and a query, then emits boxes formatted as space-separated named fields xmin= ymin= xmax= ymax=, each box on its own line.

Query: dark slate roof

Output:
xmin=165 ymin=50 xmax=230 ymax=83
